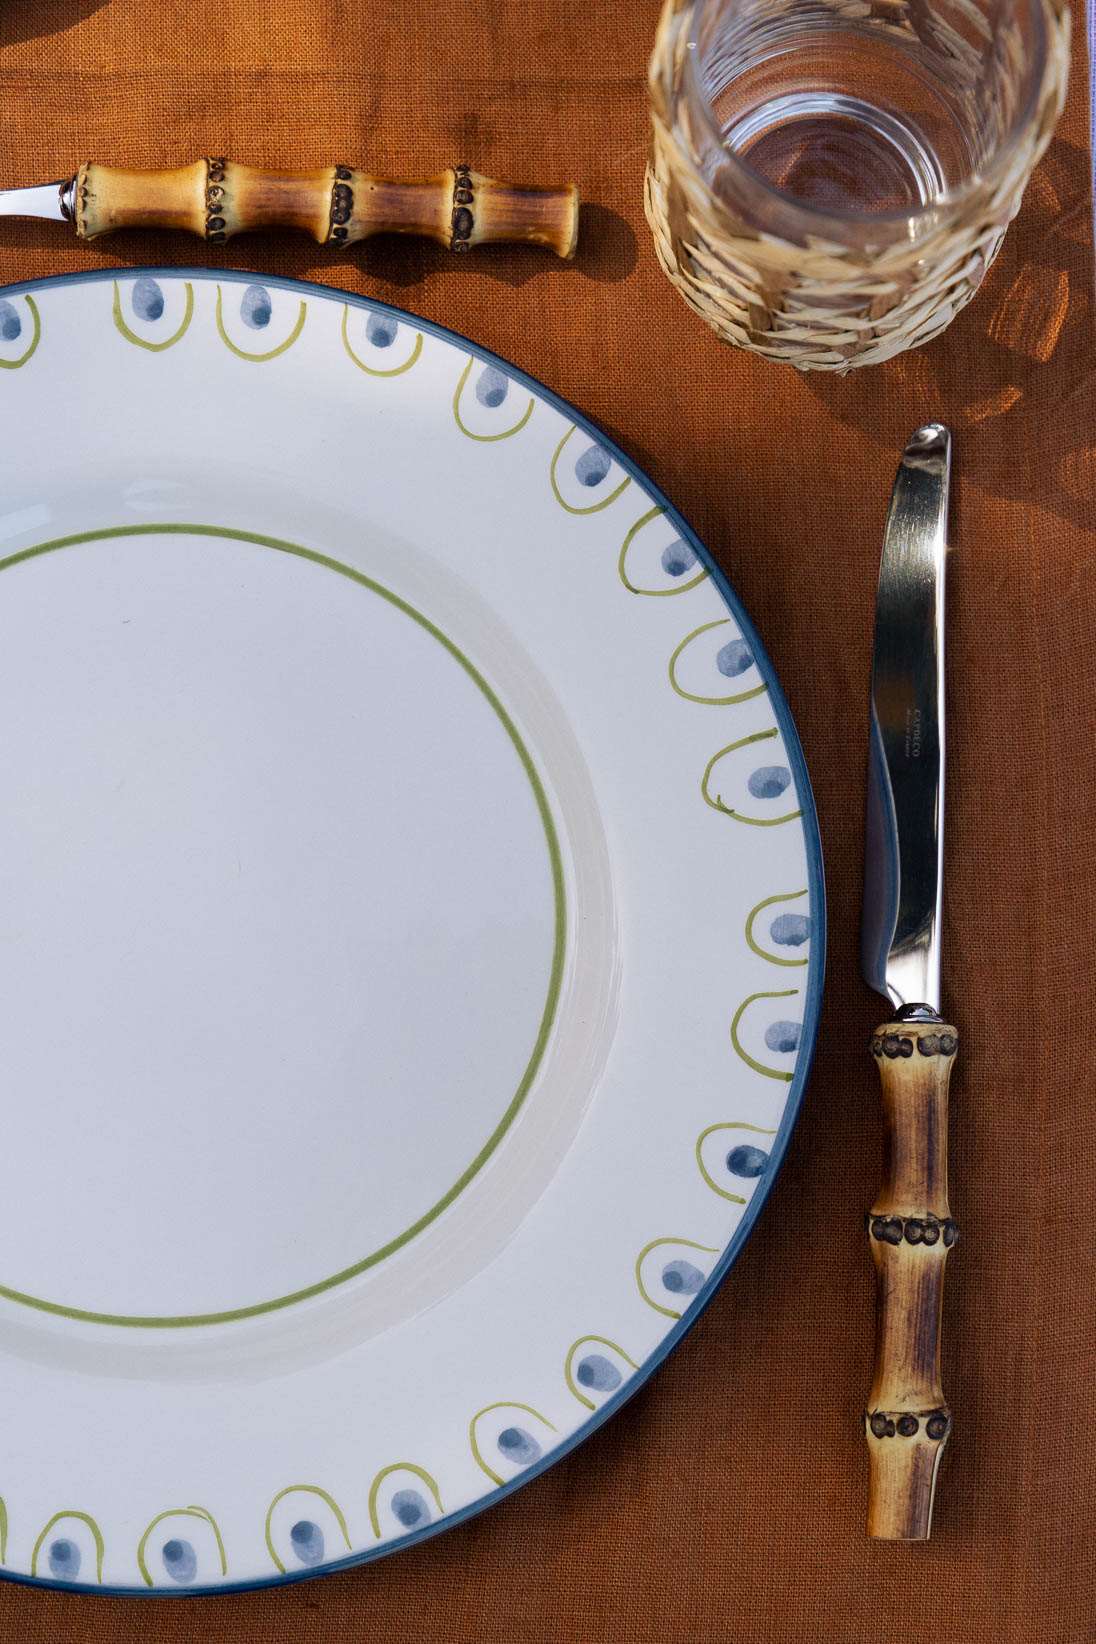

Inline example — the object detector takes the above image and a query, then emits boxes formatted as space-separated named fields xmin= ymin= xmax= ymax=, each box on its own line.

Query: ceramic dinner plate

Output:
xmin=0 ymin=268 xmax=822 ymax=1594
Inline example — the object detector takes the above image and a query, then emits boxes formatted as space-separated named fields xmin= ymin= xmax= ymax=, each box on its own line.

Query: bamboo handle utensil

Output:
xmin=60 ymin=160 xmax=578 ymax=256
xmin=860 ymin=424 xmax=953 ymax=1540
xmin=865 ymin=1013 xmax=958 ymax=1539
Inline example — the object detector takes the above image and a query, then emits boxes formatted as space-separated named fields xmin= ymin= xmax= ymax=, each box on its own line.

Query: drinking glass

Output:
xmin=646 ymin=0 xmax=1071 ymax=369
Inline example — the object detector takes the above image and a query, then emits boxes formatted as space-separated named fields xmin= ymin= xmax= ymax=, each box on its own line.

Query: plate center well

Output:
xmin=0 ymin=527 xmax=563 ymax=1326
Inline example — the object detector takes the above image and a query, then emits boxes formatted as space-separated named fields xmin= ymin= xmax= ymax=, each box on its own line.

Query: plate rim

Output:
xmin=0 ymin=263 xmax=826 ymax=1597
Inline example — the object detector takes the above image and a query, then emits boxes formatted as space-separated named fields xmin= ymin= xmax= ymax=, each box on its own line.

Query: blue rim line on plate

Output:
xmin=0 ymin=264 xmax=826 ymax=1598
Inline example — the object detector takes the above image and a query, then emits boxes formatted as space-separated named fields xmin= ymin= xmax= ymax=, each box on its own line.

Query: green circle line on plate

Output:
xmin=137 ymin=1505 xmax=227 ymax=1587
xmin=264 ymin=1485 xmax=351 ymax=1573
xmin=694 ymin=1121 xmax=778 ymax=1202
xmin=0 ymin=523 xmax=567 ymax=1329
xmin=469 ymin=1401 xmax=558 ymax=1487
xmin=701 ymin=727 xmax=803 ymax=826
xmin=215 ymin=286 xmax=307 ymax=362
xmin=634 ymin=1237 xmax=719 ymax=1320
xmin=730 ymin=990 xmax=799 ymax=1083
xmin=0 ymin=294 xmax=41 ymax=370
xmin=367 ymin=1463 xmax=444 ymax=1538
xmin=668 ymin=618 xmax=769 ymax=706
xmin=30 ymin=1510 xmax=105 ymax=1583
xmin=452 ymin=355 xmax=535 ymax=441
xmin=550 ymin=425 xmax=631 ymax=515
xmin=745 ymin=888 xmax=810 ymax=967
xmin=112 ymin=282 xmax=193 ymax=353
xmin=617 ymin=505 xmax=709 ymax=596
xmin=341 ymin=304 xmax=423 ymax=377
xmin=563 ymin=1334 xmax=640 ymax=1411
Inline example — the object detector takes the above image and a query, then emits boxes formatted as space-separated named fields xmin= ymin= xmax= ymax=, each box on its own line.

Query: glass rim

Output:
xmin=682 ymin=0 xmax=1051 ymax=241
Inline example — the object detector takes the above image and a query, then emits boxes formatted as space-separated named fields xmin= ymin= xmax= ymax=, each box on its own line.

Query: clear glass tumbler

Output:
xmin=646 ymin=0 xmax=1071 ymax=370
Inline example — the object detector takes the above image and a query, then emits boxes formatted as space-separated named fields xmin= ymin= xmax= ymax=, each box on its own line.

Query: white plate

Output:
xmin=0 ymin=269 xmax=822 ymax=1593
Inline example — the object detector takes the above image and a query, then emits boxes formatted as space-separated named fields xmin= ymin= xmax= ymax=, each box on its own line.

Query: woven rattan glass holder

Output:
xmin=646 ymin=0 xmax=1071 ymax=372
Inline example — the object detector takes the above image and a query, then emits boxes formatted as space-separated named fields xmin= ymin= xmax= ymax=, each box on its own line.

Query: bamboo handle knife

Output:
xmin=0 ymin=161 xmax=580 ymax=258
xmin=860 ymin=423 xmax=955 ymax=1541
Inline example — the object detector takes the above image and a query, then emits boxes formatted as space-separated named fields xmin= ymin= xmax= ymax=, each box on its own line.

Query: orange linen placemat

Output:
xmin=0 ymin=2 xmax=1092 ymax=1640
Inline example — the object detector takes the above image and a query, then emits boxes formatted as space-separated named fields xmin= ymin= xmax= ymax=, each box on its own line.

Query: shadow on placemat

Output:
xmin=809 ymin=135 xmax=1094 ymax=533
xmin=0 ymin=0 xmax=110 ymax=46
xmin=356 ymin=202 xmax=638 ymax=290
xmin=0 ymin=199 xmax=637 ymax=294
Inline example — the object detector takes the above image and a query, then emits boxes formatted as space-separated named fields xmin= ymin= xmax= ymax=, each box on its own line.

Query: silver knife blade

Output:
xmin=0 ymin=180 xmax=72 ymax=222
xmin=861 ymin=422 xmax=951 ymax=1015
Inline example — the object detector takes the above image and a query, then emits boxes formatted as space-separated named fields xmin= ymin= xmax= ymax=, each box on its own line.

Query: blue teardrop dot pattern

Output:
xmin=574 ymin=443 xmax=611 ymax=487
xmin=661 ymin=539 xmax=697 ymax=577
xmin=662 ymin=1258 xmax=705 ymax=1296
xmin=475 ymin=365 xmax=509 ymax=408
xmin=289 ymin=1519 xmax=324 ymax=1565
xmin=0 ymin=299 xmax=22 ymax=342
xmin=770 ymin=912 xmax=810 ymax=948
xmin=748 ymin=765 xmax=792 ymax=800
xmin=48 ymin=1538 xmax=80 ymax=1580
xmin=366 ymin=311 xmax=398 ymax=348
xmin=497 ymin=1426 xmax=542 ymax=1466
xmin=161 ymin=1537 xmax=197 ymax=1584
xmin=717 ymin=639 xmax=754 ymax=678
xmin=576 ymin=1353 xmax=622 ymax=1393
xmin=391 ymin=1488 xmax=430 ymax=1528
xmin=726 ymin=1144 xmax=769 ymax=1178
xmin=764 ymin=1020 xmax=802 ymax=1054
xmin=241 ymin=284 xmax=272 ymax=330
xmin=132 ymin=277 xmax=165 ymax=322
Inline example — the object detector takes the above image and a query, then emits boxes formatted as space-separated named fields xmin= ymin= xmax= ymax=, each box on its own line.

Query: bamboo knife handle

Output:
xmin=865 ymin=1014 xmax=959 ymax=1540
xmin=71 ymin=160 xmax=579 ymax=257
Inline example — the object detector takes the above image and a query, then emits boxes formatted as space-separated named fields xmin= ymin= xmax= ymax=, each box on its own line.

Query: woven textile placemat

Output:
xmin=0 ymin=2 xmax=1092 ymax=1639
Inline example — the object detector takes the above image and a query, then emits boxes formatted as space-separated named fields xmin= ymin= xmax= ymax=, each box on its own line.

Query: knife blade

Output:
xmin=861 ymin=421 xmax=949 ymax=1013
xmin=0 ymin=180 xmax=70 ymax=222
xmin=0 ymin=162 xmax=579 ymax=257
xmin=860 ymin=423 xmax=958 ymax=1545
